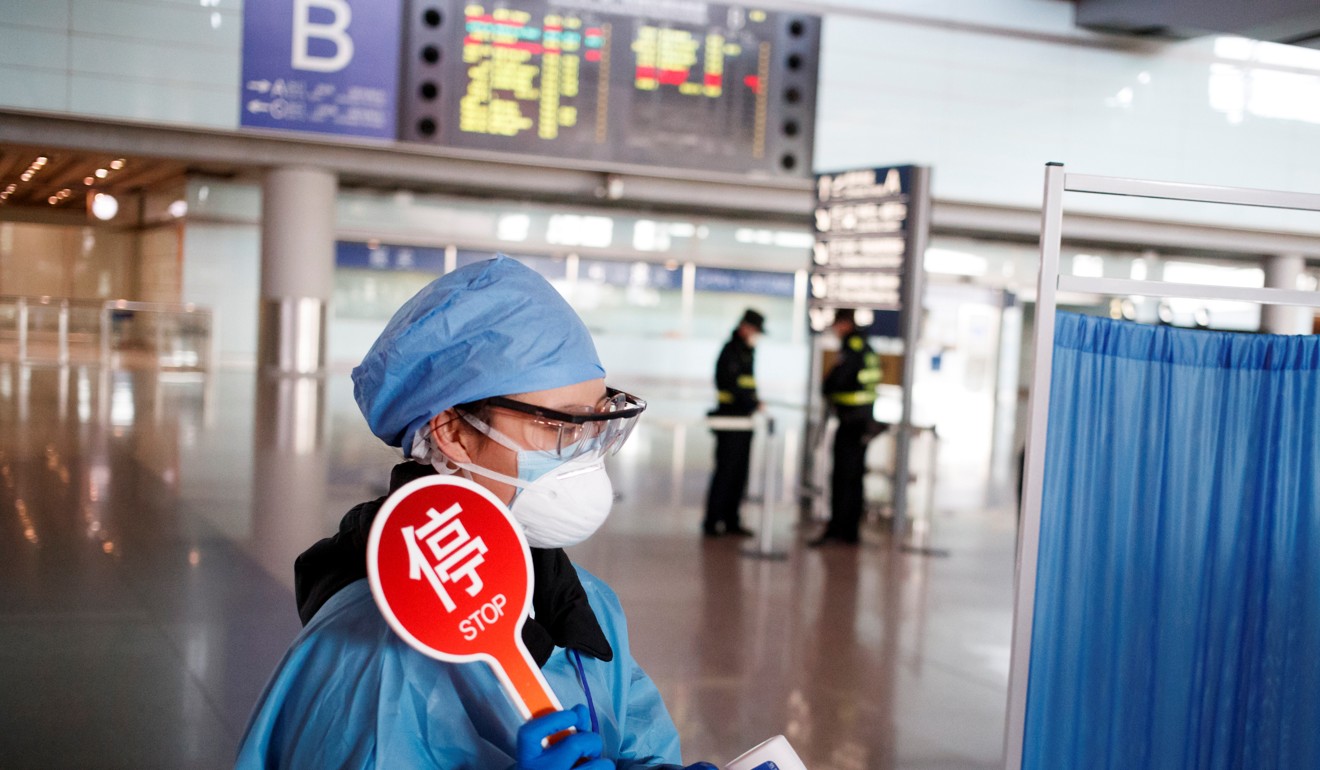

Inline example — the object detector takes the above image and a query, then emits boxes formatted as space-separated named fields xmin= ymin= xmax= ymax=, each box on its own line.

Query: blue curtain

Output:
xmin=1024 ymin=312 xmax=1320 ymax=769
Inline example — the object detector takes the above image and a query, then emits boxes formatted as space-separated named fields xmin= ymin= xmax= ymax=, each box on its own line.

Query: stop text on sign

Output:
xmin=461 ymin=593 xmax=508 ymax=640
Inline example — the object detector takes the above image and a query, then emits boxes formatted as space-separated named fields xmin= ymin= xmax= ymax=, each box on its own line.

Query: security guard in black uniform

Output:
xmin=703 ymin=309 xmax=764 ymax=537
xmin=811 ymin=308 xmax=883 ymax=546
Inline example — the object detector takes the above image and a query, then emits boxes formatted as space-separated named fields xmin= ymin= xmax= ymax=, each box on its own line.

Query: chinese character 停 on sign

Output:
xmin=402 ymin=504 xmax=489 ymax=612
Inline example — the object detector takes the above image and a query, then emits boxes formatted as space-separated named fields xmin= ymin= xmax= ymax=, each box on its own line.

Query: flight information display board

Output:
xmin=400 ymin=0 xmax=819 ymax=177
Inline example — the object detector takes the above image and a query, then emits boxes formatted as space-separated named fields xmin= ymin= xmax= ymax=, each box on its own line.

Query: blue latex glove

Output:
xmin=516 ymin=705 xmax=613 ymax=770
xmin=683 ymin=764 xmax=719 ymax=769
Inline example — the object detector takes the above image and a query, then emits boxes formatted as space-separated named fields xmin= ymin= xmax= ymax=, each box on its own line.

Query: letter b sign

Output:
xmin=292 ymin=0 xmax=354 ymax=72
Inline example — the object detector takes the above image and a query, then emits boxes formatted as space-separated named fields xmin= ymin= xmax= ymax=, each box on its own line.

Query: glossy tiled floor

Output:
xmin=0 ymin=363 xmax=1016 ymax=769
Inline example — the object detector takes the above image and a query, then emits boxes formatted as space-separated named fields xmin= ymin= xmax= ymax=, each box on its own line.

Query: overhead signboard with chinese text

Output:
xmin=239 ymin=0 xmax=819 ymax=177
xmin=240 ymin=0 xmax=403 ymax=139
xmin=811 ymin=165 xmax=927 ymax=311
xmin=398 ymin=0 xmax=817 ymax=176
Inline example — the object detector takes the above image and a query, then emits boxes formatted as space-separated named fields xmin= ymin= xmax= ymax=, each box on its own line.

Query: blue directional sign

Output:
xmin=694 ymin=266 xmax=795 ymax=297
xmin=240 ymin=0 xmax=402 ymax=139
xmin=336 ymin=241 xmax=446 ymax=272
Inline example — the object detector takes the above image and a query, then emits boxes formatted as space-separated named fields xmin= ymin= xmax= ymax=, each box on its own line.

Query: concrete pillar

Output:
xmin=258 ymin=166 xmax=337 ymax=375
xmin=251 ymin=374 xmax=328 ymax=581
xmin=1260 ymin=254 xmax=1312 ymax=335
xmin=252 ymin=168 xmax=334 ymax=575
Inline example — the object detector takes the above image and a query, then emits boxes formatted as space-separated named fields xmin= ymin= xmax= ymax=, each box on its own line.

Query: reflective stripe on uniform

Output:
xmin=856 ymin=351 xmax=881 ymax=385
xmin=717 ymin=390 xmax=734 ymax=403
xmin=831 ymin=391 xmax=877 ymax=406
xmin=736 ymin=375 xmax=756 ymax=389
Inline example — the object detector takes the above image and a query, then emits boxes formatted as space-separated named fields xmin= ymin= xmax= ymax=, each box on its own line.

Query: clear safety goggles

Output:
xmin=457 ymin=387 xmax=647 ymax=461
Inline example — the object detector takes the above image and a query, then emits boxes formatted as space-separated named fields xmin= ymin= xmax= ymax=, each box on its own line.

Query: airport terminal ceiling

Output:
xmin=0 ymin=145 xmax=188 ymax=218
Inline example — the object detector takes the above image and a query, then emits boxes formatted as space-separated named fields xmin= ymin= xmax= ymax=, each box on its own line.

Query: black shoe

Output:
xmin=808 ymin=534 xmax=859 ymax=547
xmin=728 ymin=526 xmax=755 ymax=538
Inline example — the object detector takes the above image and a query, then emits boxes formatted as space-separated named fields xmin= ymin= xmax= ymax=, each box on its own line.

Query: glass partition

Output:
xmin=0 ymin=295 xmax=213 ymax=370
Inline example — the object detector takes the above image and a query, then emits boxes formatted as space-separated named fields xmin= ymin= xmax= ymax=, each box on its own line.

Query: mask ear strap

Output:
xmin=413 ymin=420 xmax=469 ymax=478
xmin=420 ymin=415 xmax=532 ymax=489
xmin=432 ymin=457 xmax=462 ymax=476
xmin=411 ymin=425 xmax=436 ymax=463
xmin=446 ymin=457 xmax=532 ymax=490
xmin=458 ymin=410 xmax=526 ymax=454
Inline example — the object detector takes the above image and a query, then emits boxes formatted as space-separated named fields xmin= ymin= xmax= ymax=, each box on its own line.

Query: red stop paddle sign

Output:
xmin=367 ymin=475 xmax=562 ymax=720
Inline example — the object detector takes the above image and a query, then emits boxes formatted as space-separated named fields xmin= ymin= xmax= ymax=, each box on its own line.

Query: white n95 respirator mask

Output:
xmin=502 ymin=454 xmax=613 ymax=548
xmin=414 ymin=415 xmax=615 ymax=549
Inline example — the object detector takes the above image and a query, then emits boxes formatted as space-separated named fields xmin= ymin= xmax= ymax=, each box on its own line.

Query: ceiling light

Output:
xmin=20 ymin=172 xmax=32 ymax=182
xmin=167 ymin=199 xmax=188 ymax=218
xmin=109 ymin=159 xmax=125 ymax=170
xmin=95 ymin=169 xmax=108 ymax=179
xmin=925 ymin=247 xmax=988 ymax=277
xmin=48 ymin=196 xmax=59 ymax=205
xmin=84 ymin=177 xmax=94 ymax=185
xmin=35 ymin=156 xmax=47 ymax=165
xmin=91 ymin=193 xmax=119 ymax=221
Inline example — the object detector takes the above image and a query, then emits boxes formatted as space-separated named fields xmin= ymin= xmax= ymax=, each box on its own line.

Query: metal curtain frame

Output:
xmin=1003 ymin=163 xmax=1320 ymax=770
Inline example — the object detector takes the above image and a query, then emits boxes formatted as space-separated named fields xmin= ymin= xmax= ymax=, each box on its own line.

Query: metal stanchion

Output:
xmin=16 ymin=297 xmax=28 ymax=362
xmin=57 ymin=298 xmax=69 ymax=366
xmin=99 ymin=304 xmax=111 ymax=366
xmin=744 ymin=414 xmax=787 ymax=560
xmin=899 ymin=425 xmax=949 ymax=557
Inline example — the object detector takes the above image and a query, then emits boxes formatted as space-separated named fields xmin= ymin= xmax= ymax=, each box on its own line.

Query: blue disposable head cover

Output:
xmin=352 ymin=256 xmax=605 ymax=453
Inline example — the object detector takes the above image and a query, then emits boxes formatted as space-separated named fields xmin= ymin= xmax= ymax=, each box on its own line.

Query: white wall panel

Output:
xmin=0 ymin=28 xmax=69 ymax=70
xmin=816 ymin=12 xmax=1320 ymax=233
xmin=69 ymin=74 xmax=237 ymax=126
xmin=0 ymin=0 xmax=241 ymax=127
xmin=69 ymin=0 xmax=241 ymax=49
xmin=820 ymin=0 xmax=1079 ymax=36
xmin=0 ymin=68 xmax=68 ymax=111
xmin=182 ymin=221 xmax=260 ymax=363
xmin=0 ymin=1 xmax=73 ymax=29
xmin=71 ymin=35 xmax=237 ymax=88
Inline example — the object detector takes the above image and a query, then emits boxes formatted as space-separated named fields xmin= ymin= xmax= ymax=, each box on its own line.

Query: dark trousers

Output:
xmin=827 ymin=418 xmax=871 ymax=542
xmin=704 ymin=430 xmax=753 ymax=533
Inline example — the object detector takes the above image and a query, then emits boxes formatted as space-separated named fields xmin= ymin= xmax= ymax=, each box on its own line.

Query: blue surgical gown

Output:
xmin=236 ymin=569 xmax=683 ymax=769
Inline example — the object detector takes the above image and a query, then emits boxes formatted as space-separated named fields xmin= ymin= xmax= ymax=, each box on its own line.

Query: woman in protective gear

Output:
xmin=237 ymin=256 xmax=715 ymax=770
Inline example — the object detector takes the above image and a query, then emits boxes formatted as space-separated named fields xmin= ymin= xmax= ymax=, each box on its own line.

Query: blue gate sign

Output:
xmin=694 ymin=266 xmax=795 ymax=297
xmin=241 ymin=0 xmax=402 ymax=139
xmin=336 ymin=240 xmax=446 ymax=272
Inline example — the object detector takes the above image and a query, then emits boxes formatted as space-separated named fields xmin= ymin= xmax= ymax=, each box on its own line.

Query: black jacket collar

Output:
xmin=293 ymin=461 xmax=613 ymax=666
